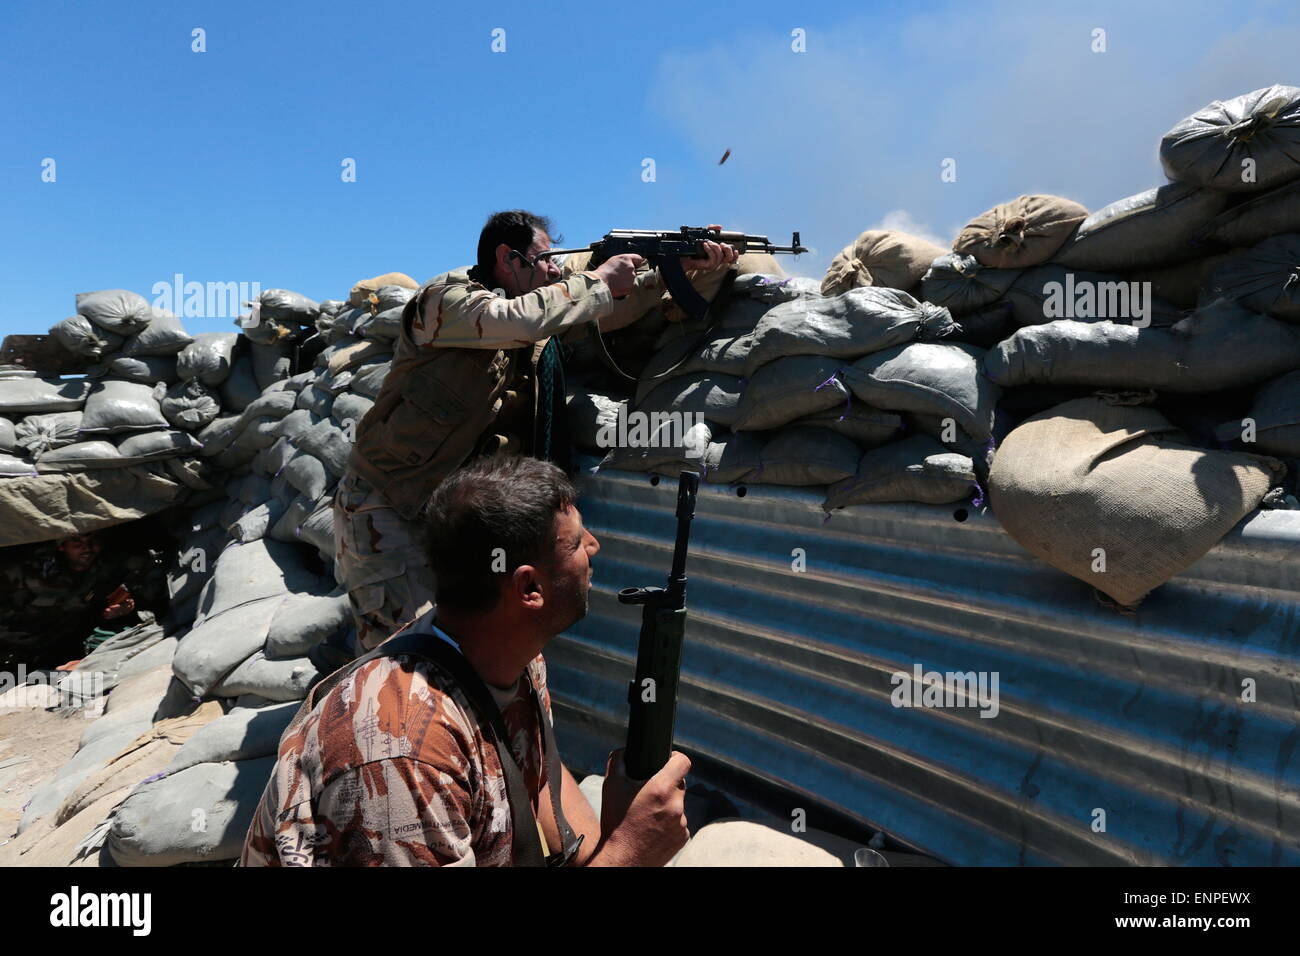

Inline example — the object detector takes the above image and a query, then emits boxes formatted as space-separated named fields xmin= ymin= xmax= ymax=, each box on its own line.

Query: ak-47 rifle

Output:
xmin=617 ymin=470 xmax=699 ymax=780
xmin=540 ymin=226 xmax=807 ymax=383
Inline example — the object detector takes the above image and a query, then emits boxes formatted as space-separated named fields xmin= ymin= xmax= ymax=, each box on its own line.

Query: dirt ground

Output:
xmin=0 ymin=703 xmax=87 ymax=853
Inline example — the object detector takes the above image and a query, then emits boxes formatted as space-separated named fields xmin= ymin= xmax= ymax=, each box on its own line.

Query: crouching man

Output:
xmin=242 ymin=454 xmax=690 ymax=866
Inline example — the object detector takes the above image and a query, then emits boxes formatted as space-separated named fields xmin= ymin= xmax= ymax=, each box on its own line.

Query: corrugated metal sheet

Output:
xmin=547 ymin=464 xmax=1300 ymax=866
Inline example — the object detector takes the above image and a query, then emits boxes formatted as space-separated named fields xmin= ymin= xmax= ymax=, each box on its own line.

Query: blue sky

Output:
xmin=4 ymin=0 xmax=1299 ymax=339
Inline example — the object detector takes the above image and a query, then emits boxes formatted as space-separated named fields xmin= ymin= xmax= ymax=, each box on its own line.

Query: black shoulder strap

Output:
xmin=296 ymin=627 xmax=580 ymax=868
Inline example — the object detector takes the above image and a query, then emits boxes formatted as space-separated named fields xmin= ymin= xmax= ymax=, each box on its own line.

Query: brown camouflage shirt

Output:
xmin=241 ymin=611 xmax=552 ymax=867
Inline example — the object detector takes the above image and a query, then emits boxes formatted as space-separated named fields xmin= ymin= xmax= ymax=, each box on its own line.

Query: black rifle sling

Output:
xmin=588 ymin=265 xmax=740 ymax=385
xmin=297 ymin=628 xmax=578 ymax=868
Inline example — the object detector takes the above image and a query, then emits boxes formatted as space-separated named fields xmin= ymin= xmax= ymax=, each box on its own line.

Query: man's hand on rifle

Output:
xmin=586 ymin=748 xmax=692 ymax=867
xmin=591 ymin=224 xmax=739 ymax=298
xmin=680 ymin=223 xmax=739 ymax=274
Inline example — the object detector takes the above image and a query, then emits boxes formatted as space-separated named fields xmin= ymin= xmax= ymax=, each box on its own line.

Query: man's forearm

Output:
xmin=540 ymin=761 xmax=602 ymax=866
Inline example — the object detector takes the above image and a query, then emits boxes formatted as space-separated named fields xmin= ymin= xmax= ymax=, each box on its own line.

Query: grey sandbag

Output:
xmin=164 ymin=455 xmax=218 ymax=491
xmin=161 ymin=379 xmax=221 ymax=431
xmin=105 ymin=355 xmax=177 ymax=385
xmin=920 ymin=253 xmax=1021 ymax=315
xmin=282 ymin=370 xmax=314 ymax=393
xmin=235 ymin=389 xmax=298 ymax=431
xmin=984 ymin=298 xmax=1300 ymax=393
xmin=732 ymin=355 xmax=851 ymax=432
xmin=106 ymin=755 xmax=277 ymax=866
xmin=260 ymin=288 xmax=320 ymax=323
xmin=567 ymin=389 xmax=627 ymax=453
xmin=1052 ymin=183 xmax=1234 ymax=271
xmin=269 ymin=493 xmax=315 ymax=544
xmin=701 ymin=431 xmax=764 ymax=484
xmin=296 ymin=383 xmax=335 ymax=417
xmin=234 ymin=417 xmax=285 ymax=452
xmin=372 ymin=284 xmax=416 ymax=312
xmin=212 ymin=442 xmax=258 ymax=471
xmin=350 ymin=358 xmax=392 ymax=399
xmin=1126 ymin=252 xmax=1237 ymax=310
xmin=0 ymin=452 xmax=37 ymax=476
xmin=791 ymin=405 xmax=903 ymax=447
xmin=988 ymin=396 xmax=1282 ymax=607
xmin=0 ymin=416 xmax=15 ymax=452
xmin=1205 ymin=233 xmax=1300 ymax=321
xmin=0 ymin=377 xmax=91 ymax=416
xmin=733 ymin=274 xmax=823 ymax=303
xmin=638 ymin=299 xmax=770 ymax=391
xmin=272 ymin=407 xmax=322 ymax=443
xmin=212 ymin=650 xmax=318 ymax=701
xmin=166 ymin=702 xmax=299 ymax=774
xmin=293 ymin=419 xmax=352 ymax=476
xmin=230 ymin=499 xmax=286 ymax=544
xmin=636 ymin=373 xmax=744 ymax=429
xmin=193 ymin=536 xmax=320 ymax=626
xmin=1159 ymin=85 xmax=1300 ymax=193
xmin=167 ymin=525 xmax=225 ymax=604
xmin=220 ymin=355 xmax=261 ymax=412
xmin=115 ymin=429 xmax=203 ymax=460
xmin=752 ymin=426 xmax=860 ymax=486
xmin=331 ymin=392 xmax=374 ymax=431
xmin=284 ymin=450 xmax=330 ymax=500
xmin=75 ymin=289 xmax=152 ymax=335
xmin=176 ymin=332 xmax=238 ymax=386
xmin=251 ymin=341 xmax=293 ymax=391
xmin=824 ymin=435 xmax=976 ymax=509
xmin=953 ymin=195 xmax=1088 ymax=268
xmin=357 ymin=305 xmax=404 ymax=341
xmin=266 ymin=591 xmax=351 ymax=658
xmin=598 ymin=420 xmax=711 ymax=475
xmin=1200 ymin=177 xmax=1300 ymax=247
xmin=175 ymin=596 xmax=282 ymax=696
xmin=78 ymin=379 xmax=169 ymax=434
xmin=741 ymin=287 xmax=955 ymax=377
xmin=1219 ymin=369 xmax=1300 ymax=456
xmin=1004 ymin=265 xmax=1183 ymax=328
xmin=35 ymin=440 xmax=123 ymax=467
xmin=236 ymin=472 xmax=274 ymax=505
xmin=15 ymin=411 xmax=83 ymax=457
xmin=197 ymin=414 xmax=241 ymax=456
xmin=296 ymin=499 xmax=335 ymax=557
xmin=50 ymin=315 xmax=123 ymax=361
xmin=262 ymin=435 xmax=298 ymax=476
xmin=843 ymin=342 xmax=1000 ymax=441
xmin=121 ymin=308 xmax=193 ymax=356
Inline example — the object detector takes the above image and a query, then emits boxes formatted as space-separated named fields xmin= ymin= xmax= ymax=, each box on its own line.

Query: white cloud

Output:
xmin=869 ymin=210 xmax=952 ymax=248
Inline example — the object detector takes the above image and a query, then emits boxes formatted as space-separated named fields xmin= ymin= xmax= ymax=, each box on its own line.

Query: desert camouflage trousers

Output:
xmin=333 ymin=470 xmax=436 ymax=652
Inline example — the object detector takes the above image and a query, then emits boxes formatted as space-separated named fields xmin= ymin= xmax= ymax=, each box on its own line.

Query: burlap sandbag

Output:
xmin=821 ymin=230 xmax=948 ymax=296
xmin=988 ymin=396 xmax=1282 ymax=607
xmin=953 ymin=195 xmax=1088 ymax=268
xmin=1160 ymin=85 xmax=1300 ymax=193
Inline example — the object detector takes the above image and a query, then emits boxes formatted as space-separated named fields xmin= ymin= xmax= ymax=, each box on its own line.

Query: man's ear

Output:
xmin=512 ymin=565 xmax=545 ymax=610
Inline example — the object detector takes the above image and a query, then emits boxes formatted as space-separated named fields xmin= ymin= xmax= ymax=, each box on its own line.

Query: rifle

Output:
xmin=618 ymin=470 xmax=700 ymax=780
xmin=542 ymin=226 xmax=807 ymax=383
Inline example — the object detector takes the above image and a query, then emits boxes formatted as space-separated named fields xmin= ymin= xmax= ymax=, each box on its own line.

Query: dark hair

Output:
xmin=469 ymin=210 xmax=562 ymax=287
xmin=423 ymin=454 xmax=578 ymax=615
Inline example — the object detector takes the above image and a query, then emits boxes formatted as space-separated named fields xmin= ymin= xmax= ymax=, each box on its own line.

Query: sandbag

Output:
xmin=167 ymin=525 xmax=225 ymax=605
xmin=988 ymin=396 xmax=1282 ymax=607
xmin=0 ymin=452 xmax=29 ymax=476
xmin=350 ymin=359 xmax=391 ymax=399
xmin=271 ymin=407 xmax=322 ymax=444
xmin=984 ymin=299 xmax=1300 ymax=393
xmin=920 ymin=253 xmax=1021 ymax=315
xmin=567 ymin=389 xmax=626 ymax=453
xmin=821 ymin=230 xmax=949 ymax=296
xmin=598 ymin=421 xmax=711 ymax=475
xmin=292 ymin=419 xmax=351 ymax=476
xmin=1126 ymin=252 xmax=1237 ymax=309
xmin=106 ymin=755 xmax=277 ymax=866
xmin=1200 ymin=177 xmax=1300 ymax=247
xmin=636 ymin=373 xmax=743 ymax=429
xmin=637 ymin=300 xmax=769 ymax=390
xmin=843 ymin=342 xmax=999 ymax=441
xmin=265 ymin=591 xmax=351 ymax=658
xmin=212 ymin=651 xmax=317 ymax=701
xmin=35 ymin=440 xmax=123 ymax=468
xmin=662 ymin=254 xmax=783 ymax=323
xmin=356 ymin=306 xmax=404 ymax=341
xmin=791 ymin=405 xmax=904 ymax=447
xmin=220 ymin=355 xmax=261 ymax=412
xmin=261 ymin=435 xmax=299 ymax=477
xmin=233 ymin=417 xmax=286 ymax=452
xmin=371 ymin=284 xmax=416 ymax=313
xmin=120 ymin=309 xmax=193 ymax=356
xmin=197 ymin=414 xmax=241 ymax=456
xmin=50 ymin=315 xmax=122 ymax=362
xmin=175 ymin=596 xmax=283 ymax=697
xmin=75 ymin=289 xmax=152 ymax=335
xmin=78 ymin=380 xmax=168 ymax=434
xmin=166 ymin=702 xmax=299 ymax=774
xmin=1160 ymin=85 xmax=1300 ymax=193
xmin=295 ymin=383 xmax=335 ymax=417
xmin=1003 ymin=265 xmax=1183 ymax=329
xmin=731 ymin=355 xmax=850 ymax=432
xmin=1205 ymin=234 xmax=1300 ymax=321
xmin=283 ymin=450 xmax=331 ymax=500
xmin=945 ymin=300 xmax=1018 ymax=348
xmin=0 ymin=377 xmax=91 ymax=416
xmin=105 ymin=355 xmax=177 ymax=385
xmin=0 ymin=416 xmax=15 ymax=452
xmin=953 ymin=195 xmax=1088 ymax=268
xmin=1221 ymin=369 xmax=1300 ymax=456
xmin=237 ymin=389 xmax=298 ymax=428
xmin=115 ymin=429 xmax=203 ymax=460
xmin=741 ymin=287 xmax=955 ymax=376
xmin=327 ymin=338 xmax=390 ymax=376
xmin=160 ymin=379 xmax=221 ymax=431
xmin=733 ymin=274 xmax=823 ymax=304
xmin=0 ymin=467 xmax=181 ymax=547
xmin=296 ymin=499 xmax=335 ymax=557
xmin=348 ymin=271 xmax=419 ymax=308
xmin=176 ymin=332 xmax=238 ymax=386
xmin=193 ymin=537 xmax=320 ymax=626
xmin=1052 ymin=183 xmax=1234 ymax=271
xmin=163 ymin=455 xmax=218 ymax=491
xmin=251 ymin=341 xmax=293 ymax=391
xmin=751 ymin=426 xmax=859 ymax=486
xmin=212 ymin=442 xmax=258 ymax=471
xmin=330 ymin=392 xmax=373 ymax=431
xmin=15 ymin=411 xmax=83 ymax=457
xmin=701 ymin=432 xmax=764 ymax=484
xmin=824 ymin=435 xmax=976 ymax=509
xmin=260 ymin=288 xmax=320 ymax=324
xmin=269 ymin=493 xmax=315 ymax=544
